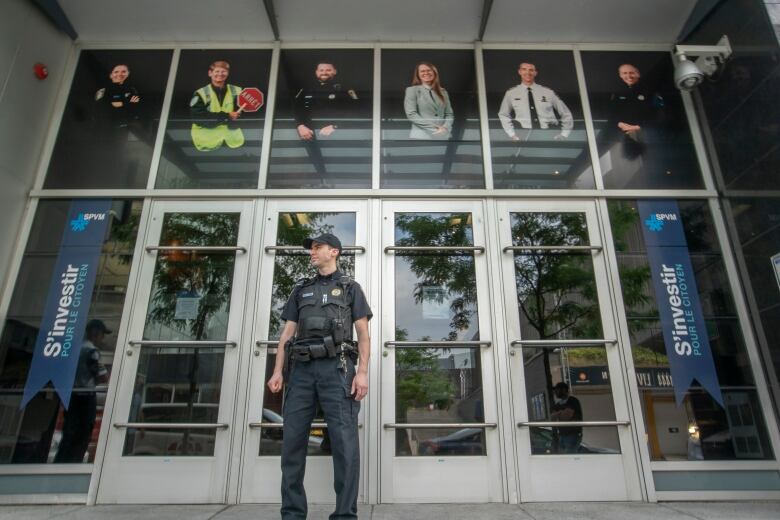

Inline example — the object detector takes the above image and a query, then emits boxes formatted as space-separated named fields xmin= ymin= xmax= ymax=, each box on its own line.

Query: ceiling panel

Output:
xmin=59 ymin=0 xmax=275 ymax=42
xmin=56 ymin=0 xmax=697 ymax=44
xmin=274 ymin=0 xmax=483 ymax=42
xmin=484 ymin=0 xmax=698 ymax=43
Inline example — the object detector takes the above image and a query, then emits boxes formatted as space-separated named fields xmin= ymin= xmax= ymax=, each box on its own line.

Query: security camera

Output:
xmin=673 ymin=35 xmax=732 ymax=91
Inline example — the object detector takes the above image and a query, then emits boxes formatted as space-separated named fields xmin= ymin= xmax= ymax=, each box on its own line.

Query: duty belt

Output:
xmin=290 ymin=339 xmax=356 ymax=362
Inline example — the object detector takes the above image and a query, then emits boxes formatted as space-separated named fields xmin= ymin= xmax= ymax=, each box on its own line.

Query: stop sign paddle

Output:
xmin=236 ymin=87 xmax=264 ymax=113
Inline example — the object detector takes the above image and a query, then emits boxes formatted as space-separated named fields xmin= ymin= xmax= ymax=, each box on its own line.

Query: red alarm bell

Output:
xmin=33 ymin=63 xmax=48 ymax=80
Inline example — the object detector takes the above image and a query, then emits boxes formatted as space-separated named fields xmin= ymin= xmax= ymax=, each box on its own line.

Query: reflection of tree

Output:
xmin=394 ymin=328 xmax=455 ymax=422
xmin=146 ymin=213 xmax=239 ymax=340
xmin=268 ymin=213 xmax=355 ymax=338
xmin=395 ymin=213 xmax=477 ymax=341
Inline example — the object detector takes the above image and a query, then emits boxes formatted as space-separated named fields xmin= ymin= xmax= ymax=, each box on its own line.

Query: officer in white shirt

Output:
xmin=498 ymin=62 xmax=573 ymax=141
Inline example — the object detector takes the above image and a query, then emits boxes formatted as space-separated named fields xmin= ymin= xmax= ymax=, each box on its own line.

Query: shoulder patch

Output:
xmin=95 ymin=88 xmax=105 ymax=101
xmin=347 ymin=89 xmax=358 ymax=100
xmin=190 ymin=95 xmax=201 ymax=107
xmin=295 ymin=276 xmax=313 ymax=287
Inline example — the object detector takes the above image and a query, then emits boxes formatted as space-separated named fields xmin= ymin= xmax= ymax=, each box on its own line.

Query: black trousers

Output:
xmin=281 ymin=356 xmax=360 ymax=520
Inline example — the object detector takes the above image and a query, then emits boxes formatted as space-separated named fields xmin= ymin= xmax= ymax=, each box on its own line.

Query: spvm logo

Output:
xmin=644 ymin=212 xmax=677 ymax=232
xmin=69 ymin=212 xmax=106 ymax=232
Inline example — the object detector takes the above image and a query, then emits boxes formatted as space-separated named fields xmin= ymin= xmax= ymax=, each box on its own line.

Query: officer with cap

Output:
xmin=267 ymin=233 xmax=371 ymax=520
xmin=55 ymin=319 xmax=110 ymax=463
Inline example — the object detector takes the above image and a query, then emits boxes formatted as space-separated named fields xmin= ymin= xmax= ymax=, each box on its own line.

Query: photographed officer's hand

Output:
xmin=319 ymin=124 xmax=336 ymax=137
xmin=268 ymin=371 xmax=284 ymax=393
xmin=297 ymin=124 xmax=315 ymax=140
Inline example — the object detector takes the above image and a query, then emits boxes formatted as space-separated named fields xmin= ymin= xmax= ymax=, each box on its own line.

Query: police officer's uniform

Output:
xmin=279 ymin=234 xmax=372 ymax=520
xmin=294 ymin=78 xmax=360 ymax=135
xmin=498 ymin=82 xmax=574 ymax=138
xmin=94 ymin=82 xmax=140 ymax=129
xmin=190 ymin=83 xmax=245 ymax=151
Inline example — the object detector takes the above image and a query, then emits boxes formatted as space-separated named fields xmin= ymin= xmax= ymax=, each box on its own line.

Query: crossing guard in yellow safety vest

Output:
xmin=190 ymin=60 xmax=245 ymax=152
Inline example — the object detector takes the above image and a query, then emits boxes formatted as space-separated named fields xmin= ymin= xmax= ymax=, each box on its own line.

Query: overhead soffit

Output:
xmin=59 ymin=0 xmax=697 ymax=44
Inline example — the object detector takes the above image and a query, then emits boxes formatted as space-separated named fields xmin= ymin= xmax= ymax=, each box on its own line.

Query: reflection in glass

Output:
xmin=156 ymin=50 xmax=273 ymax=189
xmin=123 ymin=212 xmax=240 ymax=457
xmin=0 ymin=200 xmax=142 ymax=464
xmin=259 ymin=212 xmax=357 ymax=455
xmin=608 ymin=200 xmax=774 ymax=460
xmin=392 ymin=213 xmax=485 ymax=455
xmin=267 ymin=50 xmax=373 ymax=188
xmin=381 ymin=50 xmax=483 ymax=188
xmin=582 ymin=52 xmax=703 ymax=189
xmin=483 ymin=50 xmax=594 ymax=189
xmin=45 ymin=51 xmax=172 ymax=189
xmin=530 ymin=426 xmax=620 ymax=455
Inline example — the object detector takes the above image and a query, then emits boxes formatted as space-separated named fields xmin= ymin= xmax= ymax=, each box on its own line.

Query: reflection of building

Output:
xmin=1 ymin=0 xmax=780 ymax=507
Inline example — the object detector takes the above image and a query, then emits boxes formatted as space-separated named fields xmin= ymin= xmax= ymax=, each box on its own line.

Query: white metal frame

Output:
xmin=237 ymin=198 xmax=372 ymax=504
xmin=495 ymin=199 xmax=643 ymax=502
xmin=379 ymin=199 xmax=504 ymax=503
xmin=0 ymin=38 xmax=777 ymax=504
xmin=95 ymin=199 xmax=255 ymax=504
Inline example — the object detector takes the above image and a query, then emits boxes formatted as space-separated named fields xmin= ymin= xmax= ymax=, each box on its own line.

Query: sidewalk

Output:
xmin=1 ymin=502 xmax=778 ymax=520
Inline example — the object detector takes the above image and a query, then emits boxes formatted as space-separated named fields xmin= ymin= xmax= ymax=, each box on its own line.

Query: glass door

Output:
xmin=98 ymin=200 xmax=254 ymax=503
xmin=497 ymin=200 xmax=642 ymax=501
xmin=239 ymin=200 xmax=370 ymax=503
xmin=379 ymin=201 xmax=504 ymax=502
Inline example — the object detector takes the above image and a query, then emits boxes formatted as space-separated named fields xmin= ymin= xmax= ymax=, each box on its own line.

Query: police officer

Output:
xmin=94 ymin=64 xmax=141 ymax=129
xmin=267 ymin=233 xmax=371 ymax=520
xmin=294 ymin=61 xmax=360 ymax=141
xmin=190 ymin=60 xmax=245 ymax=151
xmin=607 ymin=64 xmax=665 ymax=150
xmin=498 ymin=62 xmax=573 ymax=141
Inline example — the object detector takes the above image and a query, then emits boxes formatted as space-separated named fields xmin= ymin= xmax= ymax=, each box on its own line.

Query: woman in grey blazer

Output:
xmin=404 ymin=62 xmax=454 ymax=140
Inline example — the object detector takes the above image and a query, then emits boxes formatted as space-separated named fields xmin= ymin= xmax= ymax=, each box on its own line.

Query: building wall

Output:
xmin=686 ymin=0 xmax=780 ymax=423
xmin=0 ymin=0 xmax=73 ymax=292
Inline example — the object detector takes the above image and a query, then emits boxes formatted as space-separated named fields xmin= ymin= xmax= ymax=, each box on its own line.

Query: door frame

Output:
xmin=237 ymin=199 xmax=372 ymax=504
xmin=378 ymin=199 xmax=505 ymax=503
xmin=495 ymin=199 xmax=643 ymax=502
xmin=96 ymin=199 xmax=256 ymax=504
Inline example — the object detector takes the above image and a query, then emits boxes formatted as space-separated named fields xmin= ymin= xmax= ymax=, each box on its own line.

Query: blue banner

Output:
xmin=21 ymin=199 xmax=112 ymax=410
xmin=638 ymin=200 xmax=723 ymax=407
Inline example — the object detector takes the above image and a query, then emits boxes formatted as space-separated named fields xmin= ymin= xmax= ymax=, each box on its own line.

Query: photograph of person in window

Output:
xmin=497 ymin=61 xmax=573 ymax=142
xmin=294 ymin=61 xmax=360 ymax=141
xmin=189 ymin=60 xmax=245 ymax=152
xmin=404 ymin=62 xmax=454 ymax=140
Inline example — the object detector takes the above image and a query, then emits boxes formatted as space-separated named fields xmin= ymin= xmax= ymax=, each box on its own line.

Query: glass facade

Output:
xmin=2 ymin=35 xmax=778 ymax=502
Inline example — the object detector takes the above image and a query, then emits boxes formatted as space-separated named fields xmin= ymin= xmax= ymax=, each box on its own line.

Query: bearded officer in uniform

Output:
xmin=498 ymin=62 xmax=573 ymax=141
xmin=267 ymin=233 xmax=371 ymax=520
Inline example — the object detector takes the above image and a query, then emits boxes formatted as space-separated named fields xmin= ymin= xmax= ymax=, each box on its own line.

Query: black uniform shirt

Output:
xmin=608 ymin=81 xmax=664 ymax=130
xmin=550 ymin=395 xmax=583 ymax=435
xmin=281 ymin=270 xmax=372 ymax=324
xmin=293 ymin=79 xmax=360 ymax=129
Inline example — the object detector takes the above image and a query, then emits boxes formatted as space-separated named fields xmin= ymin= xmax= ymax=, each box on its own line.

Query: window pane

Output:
xmin=267 ymin=50 xmax=373 ymax=188
xmin=582 ymin=51 xmax=703 ymax=189
xmin=483 ymin=50 xmax=594 ymax=189
xmin=155 ymin=50 xmax=273 ymax=189
xmin=608 ymin=199 xmax=774 ymax=460
xmin=380 ymin=50 xmax=483 ymax=189
xmin=44 ymin=51 xmax=172 ymax=189
xmin=0 ymin=200 xmax=142 ymax=464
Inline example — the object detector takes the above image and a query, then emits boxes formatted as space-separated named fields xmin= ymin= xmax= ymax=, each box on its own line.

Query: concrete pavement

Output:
xmin=0 ymin=502 xmax=779 ymax=520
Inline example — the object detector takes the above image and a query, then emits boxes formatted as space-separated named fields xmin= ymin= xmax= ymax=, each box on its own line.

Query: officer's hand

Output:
xmin=319 ymin=124 xmax=336 ymax=137
xmin=351 ymin=372 xmax=368 ymax=401
xmin=553 ymin=133 xmax=567 ymax=141
xmin=511 ymin=135 xmax=520 ymax=141
xmin=229 ymin=111 xmax=240 ymax=120
xmin=297 ymin=124 xmax=314 ymax=140
xmin=267 ymin=372 xmax=284 ymax=393
xmin=130 ymin=96 xmax=140 ymax=103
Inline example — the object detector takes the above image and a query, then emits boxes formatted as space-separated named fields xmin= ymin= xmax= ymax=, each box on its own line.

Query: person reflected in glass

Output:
xmin=404 ymin=62 xmax=454 ymax=140
xmin=190 ymin=60 xmax=245 ymax=152
xmin=54 ymin=320 xmax=110 ymax=463
xmin=550 ymin=382 xmax=582 ymax=454
xmin=294 ymin=61 xmax=359 ymax=141
xmin=498 ymin=62 xmax=573 ymax=142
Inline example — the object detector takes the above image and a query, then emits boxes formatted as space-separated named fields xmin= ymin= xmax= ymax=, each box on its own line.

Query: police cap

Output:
xmin=303 ymin=233 xmax=342 ymax=254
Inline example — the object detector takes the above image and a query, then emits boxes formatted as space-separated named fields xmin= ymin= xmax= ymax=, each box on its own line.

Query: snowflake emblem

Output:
xmin=70 ymin=213 xmax=89 ymax=232
xmin=644 ymin=215 xmax=664 ymax=232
